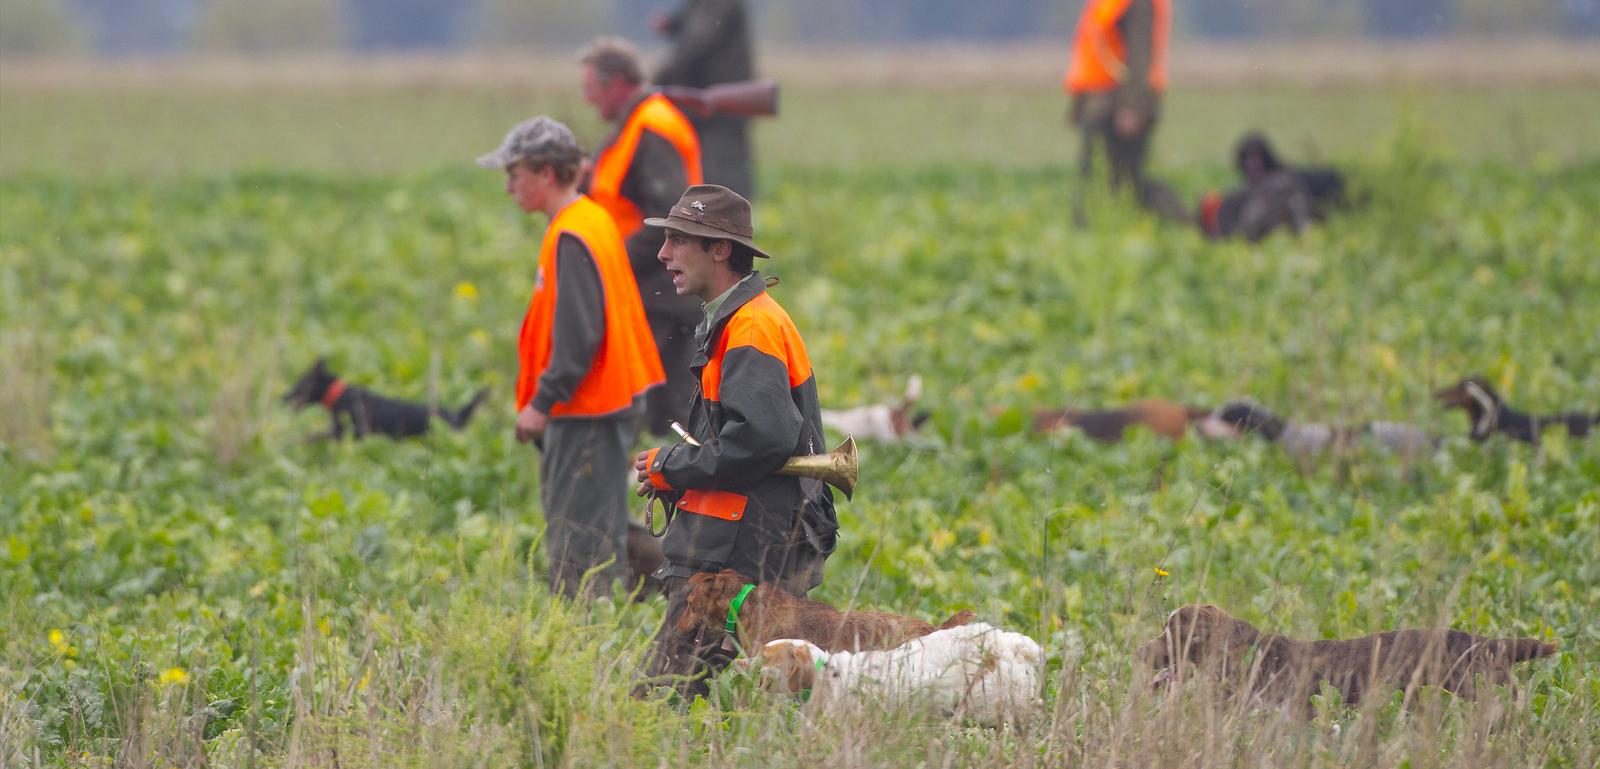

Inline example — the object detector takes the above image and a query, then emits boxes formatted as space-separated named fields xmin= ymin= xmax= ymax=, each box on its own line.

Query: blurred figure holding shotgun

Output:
xmin=651 ymin=0 xmax=758 ymax=199
xmin=631 ymin=185 xmax=839 ymax=698
xmin=579 ymin=36 xmax=706 ymax=439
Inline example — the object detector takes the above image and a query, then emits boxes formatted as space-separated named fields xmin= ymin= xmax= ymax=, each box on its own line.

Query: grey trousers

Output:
xmin=540 ymin=415 xmax=636 ymax=599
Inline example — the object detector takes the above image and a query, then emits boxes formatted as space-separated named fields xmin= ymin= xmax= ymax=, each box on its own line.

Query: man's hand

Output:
xmin=659 ymin=86 xmax=712 ymax=118
xmin=515 ymin=405 xmax=549 ymax=445
xmin=635 ymin=449 xmax=660 ymax=497
xmin=1114 ymin=107 xmax=1145 ymax=138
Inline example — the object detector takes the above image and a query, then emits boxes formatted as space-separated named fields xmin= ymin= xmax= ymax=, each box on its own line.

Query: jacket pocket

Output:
xmin=663 ymin=493 xmax=747 ymax=570
xmin=678 ymin=490 xmax=748 ymax=521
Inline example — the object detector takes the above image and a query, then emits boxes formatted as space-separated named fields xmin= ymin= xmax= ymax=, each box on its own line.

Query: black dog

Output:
xmin=1197 ymin=172 xmax=1314 ymax=242
xmin=283 ymin=358 xmax=488 ymax=440
xmin=1197 ymin=132 xmax=1350 ymax=242
xmin=1433 ymin=376 xmax=1596 ymax=445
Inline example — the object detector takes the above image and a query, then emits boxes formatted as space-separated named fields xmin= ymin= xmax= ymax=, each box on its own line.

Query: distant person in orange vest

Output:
xmin=1064 ymin=0 xmax=1176 ymax=218
xmin=580 ymin=36 xmax=706 ymax=441
xmin=478 ymin=115 xmax=665 ymax=599
xmin=650 ymin=0 xmax=757 ymax=199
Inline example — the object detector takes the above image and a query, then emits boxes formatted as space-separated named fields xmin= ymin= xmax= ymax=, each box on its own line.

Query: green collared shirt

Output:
xmin=700 ymin=273 xmax=754 ymax=332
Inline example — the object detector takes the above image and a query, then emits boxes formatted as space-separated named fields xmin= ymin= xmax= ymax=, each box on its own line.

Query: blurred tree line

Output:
xmin=2 ymin=0 xmax=1595 ymax=57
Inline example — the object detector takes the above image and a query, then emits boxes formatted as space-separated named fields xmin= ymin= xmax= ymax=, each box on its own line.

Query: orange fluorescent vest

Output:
xmin=516 ymin=195 xmax=664 ymax=416
xmin=1064 ymin=0 xmax=1170 ymax=95
xmin=589 ymin=93 xmax=704 ymax=239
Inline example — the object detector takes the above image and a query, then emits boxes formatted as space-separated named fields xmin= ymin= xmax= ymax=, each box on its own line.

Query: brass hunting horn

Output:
xmin=672 ymin=423 xmax=858 ymax=499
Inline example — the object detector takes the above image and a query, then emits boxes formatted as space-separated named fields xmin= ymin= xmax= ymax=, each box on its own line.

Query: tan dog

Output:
xmin=679 ymin=569 xmax=974 ymax=653
xmin=1137 ymin=605 xmax=1557 ymax=717
xmin=1032 ymin=398 xmax=1209 ymax=443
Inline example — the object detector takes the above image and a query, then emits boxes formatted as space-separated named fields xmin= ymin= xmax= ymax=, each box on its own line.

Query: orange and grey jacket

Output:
xmin=643 ymin=273 xmax=836 ymax=582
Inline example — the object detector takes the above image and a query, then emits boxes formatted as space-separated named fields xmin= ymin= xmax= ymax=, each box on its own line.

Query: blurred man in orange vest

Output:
xmin=580 ymin=36 xmax=705 ymax=441
xmin=478 ymin=115 xmax=665 ymax=599
xmin=1064 ymin=0 xmax=1173 ymax=215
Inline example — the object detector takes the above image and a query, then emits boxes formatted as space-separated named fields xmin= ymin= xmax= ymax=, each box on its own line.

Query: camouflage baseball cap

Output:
xmin=476 ymin=116 xmax=580 ymax=170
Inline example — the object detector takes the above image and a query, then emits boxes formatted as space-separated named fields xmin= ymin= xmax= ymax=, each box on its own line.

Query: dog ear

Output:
xmin=675 ymin=572 xmax=718 ymax=634
xmin=314 ymin=357 xmax=329 ymax=373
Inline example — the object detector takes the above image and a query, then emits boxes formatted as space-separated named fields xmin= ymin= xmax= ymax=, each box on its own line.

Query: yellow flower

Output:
xmin=48 ymin=629 xmax=77 ymax=658
xmin=929 ymin=528 xmax=955 ymax=554
xmin=1153 ymin=567 xmax=1170 ymax=578
xmin=453 ymin=281 xmax=479 ymax=301
xmin=469 ymin=329 xmax=490 ymax=348
xmin=1371 ymin=344 xmax=1398 ymax=374
xmin=158 ymin=667 xmax=189 ymax=686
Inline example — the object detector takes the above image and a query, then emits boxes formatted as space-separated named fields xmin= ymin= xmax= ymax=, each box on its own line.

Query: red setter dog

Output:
xmin=1137 ymin=604 xmax=1558 ymax=717
xmin=679 ymin=569 xmax=974 ymax=653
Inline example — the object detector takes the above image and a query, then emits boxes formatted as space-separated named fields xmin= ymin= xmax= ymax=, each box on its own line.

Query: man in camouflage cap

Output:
xmin=479 ymin=116 xmax=665 ymax=599
xmin=632 ymin=184 xmax=838 ymax=698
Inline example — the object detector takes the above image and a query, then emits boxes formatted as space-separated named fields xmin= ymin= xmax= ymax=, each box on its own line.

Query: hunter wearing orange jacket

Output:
xmin=1065 ymin=0 xmax=1172 ymax=211
xmin=631 ymin=184 xmax=838 ymax=698
xmin=580 ymin=37 xmax=706 ymax=440
xmin=479 ymin=116 xmax=663 ymax=600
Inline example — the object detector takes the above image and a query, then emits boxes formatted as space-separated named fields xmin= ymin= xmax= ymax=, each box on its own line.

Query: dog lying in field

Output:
xmin=1137 ymin=604 xmax=1557 ymax=718
xmin=1197 ymin=172 xmax=1314 ymax=242
xmin=1032 ymin=398 xmax=1209 ymax=443
xmin=680 ymin=569 xmax=975 ymax=654
xmin=1198 ymin=399 xmax=1437 ymax=461
xmin=1197 ymin=132 xmax=1350 ymax=242
xmin=282 ymin=358 xmax=488 ymax=440
xmin=1235 ymin=132 xmax=1348 ymax=218
xmin=748 ymin=622 xmax=1043 ymax=725
xmin=1433 ymin=376 xmax=1596 ymax=445
xmin=821 ymin=375 xmax=929 ymax=443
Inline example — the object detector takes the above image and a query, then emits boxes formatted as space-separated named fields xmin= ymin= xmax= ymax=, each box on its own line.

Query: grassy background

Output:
xmin=2 ymin=51 xmax=1598 ymax=767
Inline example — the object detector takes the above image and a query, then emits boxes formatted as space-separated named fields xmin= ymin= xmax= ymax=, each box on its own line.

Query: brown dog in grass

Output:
xmin=679 ymin=569 xmax=975 ymax=653
xmin=1137 ymin=605 xmax=1557 ymax=717
xmin=1032 ymin=398 xmax=1210 ymax=443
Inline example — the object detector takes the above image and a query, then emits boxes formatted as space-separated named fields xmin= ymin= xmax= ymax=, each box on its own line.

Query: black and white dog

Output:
xmin=282 ymin=358 xmax=488 ymax=440
xmin=1433 ymin=376 xmax=1596 ymax=445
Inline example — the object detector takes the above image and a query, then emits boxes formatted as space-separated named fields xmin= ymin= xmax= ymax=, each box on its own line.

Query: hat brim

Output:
xmin=644 ymin=214 xmax=771 ymax=258
xmin=476 ymin=149 xmax=510 ymax=170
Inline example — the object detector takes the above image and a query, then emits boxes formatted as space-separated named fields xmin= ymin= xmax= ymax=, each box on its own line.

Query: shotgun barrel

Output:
xmin=661 ymin=79 xmax=780 ymax=119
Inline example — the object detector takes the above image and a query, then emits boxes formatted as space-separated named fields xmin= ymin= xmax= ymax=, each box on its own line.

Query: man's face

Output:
xmin=582 ymin=65 xmax=629 ymax=122
xmin=657 ymin=230 xmax=722 ymax=301
xmin=505 ymin=164 xmax=550 ymax=213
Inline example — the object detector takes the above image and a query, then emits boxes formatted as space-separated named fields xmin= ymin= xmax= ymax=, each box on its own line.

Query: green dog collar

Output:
xmin=802 ymin=652 xmax=827 ymax=702
xmin=725 ymin=583 xmax=755 ymax=635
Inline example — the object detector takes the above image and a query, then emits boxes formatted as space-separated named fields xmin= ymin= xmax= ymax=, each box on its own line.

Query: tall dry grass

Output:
xmin=0 ymin=329 xmax=54 ymax=461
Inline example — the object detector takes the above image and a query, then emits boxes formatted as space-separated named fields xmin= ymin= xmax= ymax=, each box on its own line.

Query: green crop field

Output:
xmin=2 ymin=55 xmax=1598 ymax=768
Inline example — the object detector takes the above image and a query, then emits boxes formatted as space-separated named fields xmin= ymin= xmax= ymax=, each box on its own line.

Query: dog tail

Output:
xmin=1505 ymin=637 xmax=1559 ymax=662
xmin=937 ymin=609 xmax=977 ymax=630
xmin=446 ymin=387 xmax=491 ymax=430
xmin=1545 ymin=411 xmax=1596 ymax=438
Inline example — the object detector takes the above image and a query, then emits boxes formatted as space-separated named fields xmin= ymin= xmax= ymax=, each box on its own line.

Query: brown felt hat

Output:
xmin=643 ymin=184 xmax=771 ymax=258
